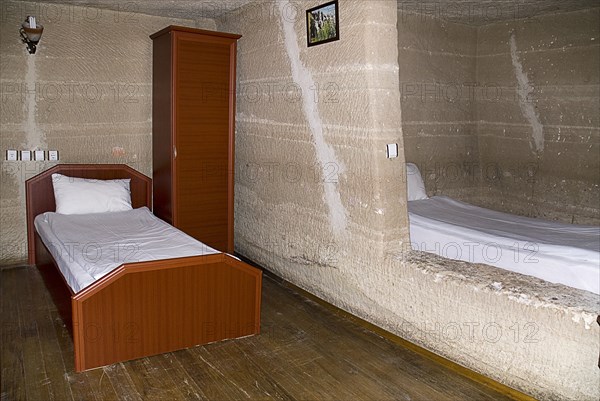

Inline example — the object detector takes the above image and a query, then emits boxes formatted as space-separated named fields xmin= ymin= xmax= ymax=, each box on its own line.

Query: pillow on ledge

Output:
xmin=51 ymin=173 xmax=132 ymax=215
xmin=406 ymin=163 xmax=429 ymax=201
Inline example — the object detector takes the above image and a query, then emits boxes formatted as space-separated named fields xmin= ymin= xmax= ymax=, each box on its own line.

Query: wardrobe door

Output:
xmin=173 ymin=32 xmax=235 ymax=253
xmin=151 ymin=31 xmax=175 ymax=225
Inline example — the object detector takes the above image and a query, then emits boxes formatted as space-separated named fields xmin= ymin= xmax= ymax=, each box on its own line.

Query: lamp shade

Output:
xmin=21 ymin=22 xmax=43 ymax=42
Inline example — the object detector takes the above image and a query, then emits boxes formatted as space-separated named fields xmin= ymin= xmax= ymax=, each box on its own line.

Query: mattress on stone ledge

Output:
xmin=408 ymin=196 xmax=600 ymax=295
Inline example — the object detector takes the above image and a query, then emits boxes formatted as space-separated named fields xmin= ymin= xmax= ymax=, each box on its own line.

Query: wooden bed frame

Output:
xmin=26 ymin=164 xmax=262 ymax=372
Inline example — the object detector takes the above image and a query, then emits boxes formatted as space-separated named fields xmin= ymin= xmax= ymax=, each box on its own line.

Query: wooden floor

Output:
xmin=1 ymin=265 xmax=520 ymax=401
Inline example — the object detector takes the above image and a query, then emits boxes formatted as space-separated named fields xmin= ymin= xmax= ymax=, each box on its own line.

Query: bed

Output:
xmin=405 ymin=163 xmax=600 ymax=295
xmin=26 ymin=164 xmax=262 ymax=372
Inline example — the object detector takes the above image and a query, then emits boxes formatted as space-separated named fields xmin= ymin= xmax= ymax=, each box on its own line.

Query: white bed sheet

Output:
xmin=408 ymin=196 xmax=600 ymax=294
xmin=34 ymin=207 xmax=219 ymax=293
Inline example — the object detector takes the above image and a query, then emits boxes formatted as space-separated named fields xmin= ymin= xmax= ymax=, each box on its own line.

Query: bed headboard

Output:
xmin=26 ymin=164 xmax=152 ymax=264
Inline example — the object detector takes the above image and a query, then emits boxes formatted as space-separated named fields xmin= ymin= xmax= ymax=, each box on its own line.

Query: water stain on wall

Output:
xmin=277 ymin=0 xmax=348 ymax=238
xmin=509 ymin=32 xmax=544 ymax=153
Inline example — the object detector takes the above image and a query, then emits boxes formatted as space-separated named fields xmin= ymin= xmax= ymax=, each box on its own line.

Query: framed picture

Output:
xmin=306 ymin=0 xmax=339 ymax=47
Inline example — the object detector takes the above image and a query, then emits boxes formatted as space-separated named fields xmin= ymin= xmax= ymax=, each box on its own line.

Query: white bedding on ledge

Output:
xmin=408 ymin=196 xmax=600 ymax=294
xmin=34 ymin=207 xmax=219 ymax=293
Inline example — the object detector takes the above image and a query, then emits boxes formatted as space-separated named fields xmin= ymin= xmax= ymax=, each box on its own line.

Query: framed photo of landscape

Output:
xmin=306 ymin=1 xmax=339 ymax=47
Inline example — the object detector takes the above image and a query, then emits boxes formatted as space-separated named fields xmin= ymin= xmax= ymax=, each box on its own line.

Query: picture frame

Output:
xmin=306 ymin=0 xmax=339 ymax=47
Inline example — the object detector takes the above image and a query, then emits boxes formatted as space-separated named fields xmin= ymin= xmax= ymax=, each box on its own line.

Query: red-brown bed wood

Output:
xmin=26 ymin=164 xmax=152 ymax=265
xmin=25 ymin=164 xmax=262 ymax=372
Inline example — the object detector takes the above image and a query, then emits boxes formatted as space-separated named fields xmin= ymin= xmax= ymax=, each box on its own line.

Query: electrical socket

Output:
xmin=6 ymin=150 xmax=18 ymax=161
xmin=386 ymin=143 xmax=398 ymax=159
xmin=48 ymin=150 xmax=59 ymax=161
xmin=20 ymin=150 xmax=32 ymax=161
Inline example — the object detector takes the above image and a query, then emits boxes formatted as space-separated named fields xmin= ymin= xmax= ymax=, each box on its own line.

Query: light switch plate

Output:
xmin=34 ymin=150 xmax=45 ymax=161
xmin=48 ymin=150 xmax=59 ymax=161
xmin=20 ymin=150 xmax=32 ymax=161
xmin=386 ymin=143 xmax=398 ymax=159
xmin=6 ymin=150 xmax=18 ymax=161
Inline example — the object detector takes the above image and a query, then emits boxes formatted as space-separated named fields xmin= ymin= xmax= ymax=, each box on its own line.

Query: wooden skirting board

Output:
xmin=236 ymin=255 xmax=536 ymax=401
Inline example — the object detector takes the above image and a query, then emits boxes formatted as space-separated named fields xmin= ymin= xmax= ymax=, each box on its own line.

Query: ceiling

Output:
xmin=396 ymin=0 xmax=600 ymax=25
xmin=14 ymin=0 xmax=256 ymax=20
xmin=12 ymin=0 xmax=600 ymax=24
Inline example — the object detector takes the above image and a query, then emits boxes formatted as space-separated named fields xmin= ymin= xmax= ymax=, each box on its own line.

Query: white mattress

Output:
xmin=408 ymin=196 xmax=600 ymax=294
xmin=34 ymin=207 xmax=219 ymax=293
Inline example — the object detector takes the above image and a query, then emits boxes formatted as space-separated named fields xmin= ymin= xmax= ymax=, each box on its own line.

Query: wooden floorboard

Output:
xmin=18 ymin=268 xmax=54 ymax=401
xmin=1 ymin=267 xmax=26 ymax=401
xmin=1 ymin=265 xmax=528 ymax=401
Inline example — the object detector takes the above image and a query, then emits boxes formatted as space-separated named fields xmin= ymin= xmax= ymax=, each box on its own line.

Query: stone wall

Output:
xmin=218 ymin=0 xmax=406 ymax=301
xmin=0 ymin=1 xmax=597 ymax=399
xmin=400 ymin=7 xmax=600 ymax=224
xmin=398 ymin=12 xmax=480 ymax=201
xmin=0 ymin=1 xmax=215 ymax=264
xmin=223 ymin=1 xmax=599 ymax=400
xmin=475 ymin=8 xmax=600 ymax=224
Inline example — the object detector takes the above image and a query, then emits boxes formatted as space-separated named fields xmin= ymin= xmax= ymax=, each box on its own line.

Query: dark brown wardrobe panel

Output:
xmin=151 ymin=26 xmax=241 ymax=253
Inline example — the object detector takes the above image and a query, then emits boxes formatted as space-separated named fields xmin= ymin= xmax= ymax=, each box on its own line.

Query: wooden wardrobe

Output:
xmin=150 ymin=26 xmax=241 ymax=253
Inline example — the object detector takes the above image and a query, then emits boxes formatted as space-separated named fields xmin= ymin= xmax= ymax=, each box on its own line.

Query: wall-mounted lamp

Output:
xmin=20 ymin=16 xmax=44 ymax=54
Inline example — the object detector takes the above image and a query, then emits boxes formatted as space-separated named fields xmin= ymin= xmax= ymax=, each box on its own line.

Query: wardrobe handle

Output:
xmin=173 ymin=147 xmax=177 ymax=159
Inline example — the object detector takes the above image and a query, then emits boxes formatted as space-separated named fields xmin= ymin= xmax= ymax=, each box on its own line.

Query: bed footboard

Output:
xmin=26 ymin=165 xmax=261 ymax=371
xmin=72 ymin=253 xmax=262 ymax=371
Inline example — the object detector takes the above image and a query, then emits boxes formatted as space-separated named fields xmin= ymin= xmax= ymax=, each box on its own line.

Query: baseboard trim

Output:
xmin=236 ymin=253 xmax=536 ymax=401
xmin=0 ymin=263 xmax=30 ymax=270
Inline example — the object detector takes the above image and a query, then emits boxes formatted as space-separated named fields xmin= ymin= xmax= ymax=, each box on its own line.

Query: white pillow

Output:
xmin=52 ymin=173 xmax=132 ymax=215
xmin=406 ymin=163 xmax=428 ymax=201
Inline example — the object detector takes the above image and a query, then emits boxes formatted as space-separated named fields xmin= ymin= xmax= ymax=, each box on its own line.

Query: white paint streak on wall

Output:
xmin=509 ymin=33 xmax=544 ymax=152
xmin=23 ymin=56 xmax=46 ymax=151
xmin=277 ymin=0 xmax=348 ymax=235
xmin=8 ymin=55 xmax=48 ymax=199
